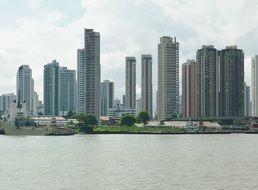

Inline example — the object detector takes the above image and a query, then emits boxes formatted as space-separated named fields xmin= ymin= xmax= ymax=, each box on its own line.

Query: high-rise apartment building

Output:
xmin=44 ymin=60 xmax=59 ymax=116
xmin=244 ymin=83 xmax=251 ymax=117
xmin=16 ymin=65 xmax=34 ymax=115
xmin=182 ymin=60 xmax=197 ymax=118
xmin=100 ymin=80 xmax=114 ymax=116
xmin=125 ymin=57 xmax=136 ymax=109
xmin=196 ymin=45 xmax=218 ymax=118
xmin=251 ymin=55 xmax=258 ymax=116
xmin=141 ymin=54 xmax=153 ymax=118
xmin=136 ymin=98 xmax=142 ymax=114
xmin=77 ymin=29 xmax=100 ymax=119
xmin=157 ymin=36 xmax=179 ymax=121
xmin=59 ymin=67 xmax=76 ymax=115
xmin=218 ymin=46 xmax=244 ymax=117
xmin=0 ymin=93 xmax=16 ymax=112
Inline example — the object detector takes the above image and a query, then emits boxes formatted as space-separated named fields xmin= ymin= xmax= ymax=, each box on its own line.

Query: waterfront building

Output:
xmin=77 ymin=29 xmax=100 ymax=119
xmin=182 ymin=60 xmax=197 ymax=118
xmin=141 ymin=54 xmax=153 ymax=118
xmin=157 ymin=36 xmax=179 ymax=121
xmin=44 ymin=60 xmax=59 ymax=116
xmin=178 ymin=95 xmax=182 ymax=117
xmin=218 ymin=46 xmax=244 ymax=117
xmin=122 ymin=94 xmax=126 ymax=108
xmin=100 ymin=80 xmax=114 ymax=116
xmin=0 ymin=93 xmax=16 ymax=112
xmin=196 ymin=45 xmax=218 ymax=118
xmin=244 ymin=83 xmax=251 ymax=117
xmin=33 ymin=91 xmax=39 ymax=115
xmin=16 ymin=65 xmax=34 ymax=115
xmin=136 ymin=98 xmax=142 ymax=114
xmin=108 ymin=99 xmax=136 ymax=118
xmin=125 ymin=57 xmax=136 ymax=109
xmin=251 ymin=55 xmax=258 ymax=116
xmin=59 ymin=67 xmax=76 ymax=115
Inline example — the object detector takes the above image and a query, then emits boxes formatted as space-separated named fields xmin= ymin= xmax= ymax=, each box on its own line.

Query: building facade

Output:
xmin=77 ymin=29 xmax=101 ymax=119
xmin=108 ymin=99 xmax=136 ymax=118
xmin=141 ymin=54 xmax=153 ymax=118
xmin=157 ymin=36 xmax=179 ymax=121
xmin=244 ymin=83 xmax=251 ymax=117
xmin=182 ymin=60 xmax=197 ymax=118
xmin=218 ymin=46 xmax=244 ymax=117
xmin=196 ymin=45 xmax=218 ymax=118
xmin=100 ymin=80 xmax=114 ymax=116
xmin=136 ymin=98 xmax=142 ymax=114
xmin=0 ymin=93 xmax=16 ymax=113
xmin=251 ymin=55 xmax=258 ymax=116
xmin=44 ymin=60 xmax=59 ymax=116
xmin=59 ymin=67 xmax=76 ymax=115
xmin=125 ymin=57 xmax=136 ymax=109
xmin=16 ymin=65 xmax=34 ymax=115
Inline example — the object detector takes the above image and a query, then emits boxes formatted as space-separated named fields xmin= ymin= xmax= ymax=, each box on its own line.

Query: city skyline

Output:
xmin=0 ymin=0 xmax=256 ymax=102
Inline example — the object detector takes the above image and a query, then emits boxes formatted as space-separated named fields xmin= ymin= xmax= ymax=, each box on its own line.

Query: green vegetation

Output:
xmin=76 ymin=113 xmax=98 ymax=133
xmin=137 ymin=111 xmax=150 ymax=124
xmin=94 ymin=126 xmax=185 ymax=134
xmin=120 ymin=114 xmax=136 ymax=126
xmin=65 ymin=111 xmax=77 ymax=119
xmin=77 ymin=113 xmax=98 ymax=126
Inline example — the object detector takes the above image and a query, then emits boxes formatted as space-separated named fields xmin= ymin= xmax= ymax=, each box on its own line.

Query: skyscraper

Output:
xmin=100 ymin=80 xmax=114 ymax=116
xmin=196 ymin=45 xmax=218 ymax=118
xmin=59 ymin=67 xmax=76 ymax=115
xmin=33 ymin=91 xmax=39 ymax=116
xmin=44 ymin=60 xmax=59 ymax=116
xmin=125 ymin=57 xmax=136 ymax=109
xmin=0 ymin=93 xmax=16 ymax=112
xmin=182 ymin=60 xmax=197 ymax=118
xmin=77 ymin=29 xmax=101 ymax=119
xmin=251 ymin=55 xmax=258 ymax=116
xmin=141 ymin=54 xmax=153 ymax=118
xmin=157 ymin=36 xmax=179 ymax=121
xmin=136 ymin=98 xmax=142 ymax=114
xmin=244 ymin=83 xmax=251 ymax=117
xmin=218 ymin=46 xmax=244 ymax=117
xmin=16 ymin=65 xmax=34 ymax=115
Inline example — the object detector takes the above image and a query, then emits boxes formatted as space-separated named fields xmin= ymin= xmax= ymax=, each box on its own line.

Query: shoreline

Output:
xmin=81 ymin=131 xmax=258 ymax=135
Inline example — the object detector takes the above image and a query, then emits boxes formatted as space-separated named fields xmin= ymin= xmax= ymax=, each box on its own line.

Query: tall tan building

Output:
xmin=125 ymin=57 xmax=136 ymax=109
xmin=251 ymin=55 xmax=258 ymax=116
xmin=77 ymin=29 xmax=100 ymax=119
xmin=182 ymin=60 xmax=197 ymax=118
xmin=141 ymin=54 xmax=152 ymax=118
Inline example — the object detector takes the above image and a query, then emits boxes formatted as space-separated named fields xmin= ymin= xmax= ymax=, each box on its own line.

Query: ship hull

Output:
xmin=1 ymin=122 xmax=75 ymax=136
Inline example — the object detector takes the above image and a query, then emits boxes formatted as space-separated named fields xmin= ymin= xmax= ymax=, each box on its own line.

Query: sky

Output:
xmin=0 ymin=0 xmax=257 ymax=102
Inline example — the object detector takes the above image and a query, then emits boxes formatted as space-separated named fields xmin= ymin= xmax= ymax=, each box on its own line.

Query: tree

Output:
xmin=121 ymin=114 xmax=136 ymax=126
xmin=65 ymin=111 xmax=77 ymax=119
xmin=137 ymin=111 xmax=150 ymax=124
xmin=76 ymin=113 xmax=98 ymax=128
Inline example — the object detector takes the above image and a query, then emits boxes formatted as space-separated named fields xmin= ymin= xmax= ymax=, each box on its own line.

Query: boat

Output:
xmin=1 ymin=118 xmax=76 ymax=136
xmin=1 ymin=121 xmax=75 ymax=136
xmin=185 ymin=118 xmax=199 ymax=132
xmin=0 ymin=100 xmax=75 ymax=136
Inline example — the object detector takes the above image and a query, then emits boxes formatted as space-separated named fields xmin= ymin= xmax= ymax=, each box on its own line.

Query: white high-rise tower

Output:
xmin=157 ymin=36 xmax=179 ymax=121
xmin=251 ymin=55 xmax=258 ymax=116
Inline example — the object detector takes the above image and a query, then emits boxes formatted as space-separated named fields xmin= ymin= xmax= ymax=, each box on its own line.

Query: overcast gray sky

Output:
xmin=0 ymin=0 xmax=257 ymax=102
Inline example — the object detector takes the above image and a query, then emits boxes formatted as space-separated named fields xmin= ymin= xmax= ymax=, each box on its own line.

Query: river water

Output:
xmin=0 ymin=134 xmax=258 ymax=190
